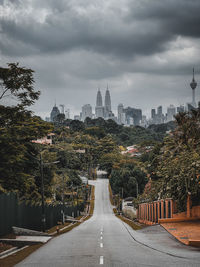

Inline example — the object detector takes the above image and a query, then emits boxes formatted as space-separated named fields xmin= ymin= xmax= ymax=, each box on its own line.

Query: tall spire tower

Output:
xmin=96 ymin=89 xmax=103 ymax=107
xmin=105 ymin=85 xmax=111 ymax=112
xmin=95 ymin=89 xmax=104 ymax=118
xmin=190 ymin=68 xmax=197 ymax=108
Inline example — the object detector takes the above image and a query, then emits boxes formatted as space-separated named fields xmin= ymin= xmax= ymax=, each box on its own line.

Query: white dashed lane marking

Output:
xmin=100 ymin=243 xmax=103 ymax=248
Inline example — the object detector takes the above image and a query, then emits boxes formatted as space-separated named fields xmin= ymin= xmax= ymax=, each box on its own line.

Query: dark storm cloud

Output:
xmin=0 ymin=0 xmax=200 ymax=118
xmin=127 ymin=0 xmax=200 ymax=38
xmin=0 ymin=0 xmax=183 ymax=59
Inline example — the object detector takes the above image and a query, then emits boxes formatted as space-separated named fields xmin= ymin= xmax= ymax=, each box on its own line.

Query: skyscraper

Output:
xmin=118 ymin=103 xmax=126 ymax=124
xmin=96 ymin=89 xmax=103 ymax=107
xmin=123 ymin=107 xmax=142 ymax=126
xmin=167 ymin=104 xmax=176 ymax=122
xmin=95 ymin=89 xmax=104 ymax=118
xmin=65 ymin=109 xmax=70 ymax=119
xmin=50 ymin=104 xmax=60 ymax=122
xmin=104 ymin=86 xmax=112 ymax=118
xmin=151 ymin=109 xmax=156 ymax=119
xmin=82 ymin=104 xmax=92 ymax=121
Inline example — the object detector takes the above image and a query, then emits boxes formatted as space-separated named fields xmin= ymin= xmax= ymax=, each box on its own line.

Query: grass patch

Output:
xmin=0 ymin=244 xmax=43 ymax=267
xmin=116 ymin=214 xmax=142 ymax=230
xmin=0 ymin=243 xmax=13 ymax=253
xmin=108 ymin=183 xmax=114 ymax=206
xmin=89 ymin=185 xmax=95 ymax=215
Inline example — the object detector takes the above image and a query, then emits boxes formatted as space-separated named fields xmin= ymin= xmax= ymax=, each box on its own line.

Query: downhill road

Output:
xmin=17 ymin=178 xmax=200 ymax=267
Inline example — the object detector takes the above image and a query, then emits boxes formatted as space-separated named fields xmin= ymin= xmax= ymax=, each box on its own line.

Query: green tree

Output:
xmin=0 ymin=63 xmax=40 ymax=107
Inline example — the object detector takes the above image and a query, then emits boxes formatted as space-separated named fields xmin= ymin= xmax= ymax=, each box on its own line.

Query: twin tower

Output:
xmin=95 ymin=87 xmax=113 ymax=119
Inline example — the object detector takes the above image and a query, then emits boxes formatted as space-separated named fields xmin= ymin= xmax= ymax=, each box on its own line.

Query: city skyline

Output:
xmin=0 ymin=1 xmax=200 ymax=119
xmin=48 ymin=85 xmax=196 ymax=127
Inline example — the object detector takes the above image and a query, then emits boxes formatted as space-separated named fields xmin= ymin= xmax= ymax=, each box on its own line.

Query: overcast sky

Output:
xmin=0 ymin=0 xmax=200 ymax=119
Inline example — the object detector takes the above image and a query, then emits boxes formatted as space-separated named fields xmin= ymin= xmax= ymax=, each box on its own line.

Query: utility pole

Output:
xmin=76 ymin=186 xmax=78 ymax=217
xmin=136 ymin=181 xmax=138 ymax=198
xmin=71 ymin=183 xmax=74 ymax=217
xmin=40 ymin=153 xmax=46 ymax=232
xmin=27 ymin=147 xmax=59 ymax=232
xmin=62 ymin=172 xmax=65 ymax=224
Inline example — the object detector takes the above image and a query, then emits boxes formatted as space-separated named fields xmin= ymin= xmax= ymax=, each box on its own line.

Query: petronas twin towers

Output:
xmin=95 ymin=87 xmax=112 ymax=119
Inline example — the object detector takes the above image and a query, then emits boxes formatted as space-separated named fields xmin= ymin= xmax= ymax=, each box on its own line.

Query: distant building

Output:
xmin=32 ymin=133 xmax=55 ymax=145
xmin=50 ymin=104 xmax=60 ymax=122
xmin=156 ymin=106 xmax=164 ymax=124
xmin=177 ymin=105 xmax=185 ymax=113
xmin=124 ymin=107 xmax=142 ymax=126
xmin=118 ymin=103 xmax=126 ymax=125
xmin=82 ymin=104 xmax=92 ymax=121
xmin=95 ymin=89 xmax=104 ymax=118
xmin=104 ymin=86 xmax=112 ymax=119
xmin=45 ymin=117 xmax=50 ymax=122
xmin=140 ymin=115 xmax=148 ymax=128
xmin=187 ymin=103 xmax=196 ymax=112
xmin=167 ymin=104 xmax=176 ymax=122
xmin=151 ymin=109 xmax=156 ymax=119
xmin=157 ymin=106 xmax=162 ymax=116
xmin=74 ymin=115 xmax=81 ymax=121
xmin=65 ymin=109 xmax=70 ymax=119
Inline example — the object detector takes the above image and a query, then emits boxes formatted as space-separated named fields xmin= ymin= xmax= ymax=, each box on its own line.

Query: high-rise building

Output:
xmin=104 ymin=86 xmax=112 ymax=118
xmin=190 ymin=68 xmax=197 ymax=108
xmin=65 ymin=109 xmax=70 ymax=119
xmin=117 ymin=103 xmax=126 ymax=125
xmin=151 ymin=109 xmax=156 ymax=119
xmin=140 ymin=115 xmax=148 ymax=128
xmin=123 ymin=107 xmax=142 ymax=126
xmin=96 ymin=89 xmax=103 ymax=107
xmin=50 ymin=104 xmax=60 ymax=122
xmin=177 ymin=105 xmax=184 ymax=113
xmin=82 ymin=104 xmax=92 ymax=121
xmin=167 ymin=104 xmax=176 ymax=122
xmin=74 ymin=115 xmax=81 ymax=121
xmin=156 ymin=106 xmax=163 ymax=124
xmin=157 ymin=106 xmax=162 ymax=116
xmin=95 ymin=89 xmax=104 ymax=118
xmin=45 ymin=117 xmax=50 ymax=122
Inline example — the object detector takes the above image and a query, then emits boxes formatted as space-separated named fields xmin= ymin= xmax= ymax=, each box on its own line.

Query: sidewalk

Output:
xmin=125 ymin=224 xmax=200 ymax=260
xmin=161 ymin=220 xmax=200 ymax=246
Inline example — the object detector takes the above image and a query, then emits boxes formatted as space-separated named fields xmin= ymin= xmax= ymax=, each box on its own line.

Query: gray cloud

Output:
xmin=127 ymin=0 xmax=200 ymax=38
xmin=0 ymin=0 xmax=200 ymax=118
xmin=0 ymin=0 xmax=178 ymax=58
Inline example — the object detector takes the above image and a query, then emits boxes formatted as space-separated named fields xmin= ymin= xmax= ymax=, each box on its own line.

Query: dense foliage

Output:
xmin=3 ymin=63 xmax=198 ymax=211
xmin=138 ymin=108 xmax=200 ymax=211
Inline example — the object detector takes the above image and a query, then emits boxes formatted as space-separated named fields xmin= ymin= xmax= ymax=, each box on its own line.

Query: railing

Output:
xmin=137 ymin=199 xmax=174 ymax=225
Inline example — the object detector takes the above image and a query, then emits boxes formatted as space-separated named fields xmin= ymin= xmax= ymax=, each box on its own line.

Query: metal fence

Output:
xmin=0 ymin=192 xmax=85 ymax=236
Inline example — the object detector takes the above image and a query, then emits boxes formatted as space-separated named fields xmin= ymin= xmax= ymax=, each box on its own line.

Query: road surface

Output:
xmin=17 ymin=178 xmax=200 ymax=266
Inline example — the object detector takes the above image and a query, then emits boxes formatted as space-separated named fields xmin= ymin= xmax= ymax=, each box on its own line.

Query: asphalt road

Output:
xmin=17 ymin=178 xmax=200 ymax=267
